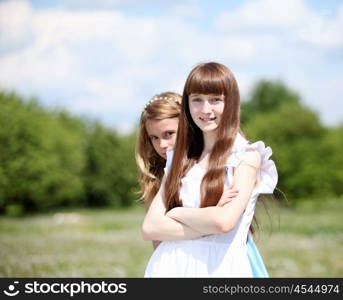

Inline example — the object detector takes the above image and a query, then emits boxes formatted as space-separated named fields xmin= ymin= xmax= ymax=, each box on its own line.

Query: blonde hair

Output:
xmin=135 ymin=92 xmax=182 ymax=208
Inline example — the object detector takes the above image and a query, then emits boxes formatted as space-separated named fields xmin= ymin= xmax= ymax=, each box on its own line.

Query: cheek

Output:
xmin=189 ymin=104 xmax=198 ymax=119
xmin=169 ymin=135 xmax=177 ymax=148
xmin=151 ymin=140 xmax=160 ymax=152
xmin=188 ymin=102 xmax=195 ymax=113
xmin=220 ymin=102 xmax=225 ymax=112
xmin=216 ymin=104 xmax=225 ymax=115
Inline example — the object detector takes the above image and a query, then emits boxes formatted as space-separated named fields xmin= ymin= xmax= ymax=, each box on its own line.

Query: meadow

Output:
xmin=0 ymin=198 xmax=342 ymax=277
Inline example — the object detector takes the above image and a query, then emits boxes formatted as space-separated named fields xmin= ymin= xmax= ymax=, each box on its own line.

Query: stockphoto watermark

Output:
xmin=2 ymin=280 xmax=127 ymax=297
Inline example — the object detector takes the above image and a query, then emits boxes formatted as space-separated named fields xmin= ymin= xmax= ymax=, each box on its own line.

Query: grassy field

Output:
xmin=0 ymin=198 xmax=342 ymax=277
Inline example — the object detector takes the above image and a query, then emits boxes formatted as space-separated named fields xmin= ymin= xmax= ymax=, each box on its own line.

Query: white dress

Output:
xmin=144 ymin=133 xmax=278 ymax=277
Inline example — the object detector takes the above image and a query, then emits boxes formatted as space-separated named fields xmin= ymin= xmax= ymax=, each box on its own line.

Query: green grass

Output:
xmin=0 ymin=198 xmax=342 ymax=277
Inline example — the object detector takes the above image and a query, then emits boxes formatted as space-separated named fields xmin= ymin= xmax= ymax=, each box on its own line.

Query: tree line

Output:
xmin=0 ymin=81 xmax=342 ymax=215
xmin=0 ymin=91 xmax=137 ymax=215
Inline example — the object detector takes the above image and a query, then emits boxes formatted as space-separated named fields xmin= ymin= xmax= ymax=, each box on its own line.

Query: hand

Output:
xmin=216 ymin=184 xmax=239 ymax=207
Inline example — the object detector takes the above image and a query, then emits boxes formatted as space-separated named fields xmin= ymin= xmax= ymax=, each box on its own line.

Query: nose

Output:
xmin=201 ymin=100 xmax=212 ymax=114
xmin=159 ymin=138 xmax=168 ymax=149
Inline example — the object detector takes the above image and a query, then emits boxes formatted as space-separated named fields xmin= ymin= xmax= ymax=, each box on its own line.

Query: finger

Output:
xmin=219 ymin=198 xmax=232 ymax=206
xmin=217 ymin=197 xmax=233 ymax=207
xmin=223 ymin=191 xmax=239 ymax=198
xmin=227 ymin=193 xmax=238 ymax=198
xmin=224 ymin=185 xmax=234 ymax=191
xmin=224 ymin=186 xmax=239 ymax=193
xmin=216 ymin=199 xmax=226 ymax=207
xmin=217 ymin=201 xmax=225 ymax=207
xmin=224 ymin=190 xmax=239 ymax=195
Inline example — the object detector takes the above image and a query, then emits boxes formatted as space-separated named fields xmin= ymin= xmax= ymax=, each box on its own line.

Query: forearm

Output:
xmin=166 ymin=207 xmax=223 ymax=234
xmin=142 ymin=214 xmax=206 ymax=241
xmin=167 ymin=152 xmax=260 ymax=234
xmin=143 ymin=174 xmax=207 ymax=241
xmin=166 ymin=189 xmax=253 ymax=234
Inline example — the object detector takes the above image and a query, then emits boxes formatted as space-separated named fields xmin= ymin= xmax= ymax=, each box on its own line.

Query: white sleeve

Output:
xmin=226 ymin=141 xmax=278 ymax=194
xmin=163 ymin=149 xmax=174 ymax=174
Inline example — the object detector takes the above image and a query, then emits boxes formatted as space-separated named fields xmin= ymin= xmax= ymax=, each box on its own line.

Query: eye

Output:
xmin=150 ymin=136 xmax=158 ymax=141
xmin=212 ymin=97 xmax=223 ymax=102
xmin=190 ymin=97 xmax=201 ymax=102
xmin=165 ymin=131 xmax=175 ymax=139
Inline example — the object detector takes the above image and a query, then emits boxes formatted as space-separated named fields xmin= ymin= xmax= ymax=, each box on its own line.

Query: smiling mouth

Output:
xmin=199 ymin=117 xmax=216 ymax=122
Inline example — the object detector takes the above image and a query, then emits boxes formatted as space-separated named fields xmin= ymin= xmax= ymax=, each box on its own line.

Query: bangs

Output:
xmin=185 ymin=65 xmax=227 ymax=96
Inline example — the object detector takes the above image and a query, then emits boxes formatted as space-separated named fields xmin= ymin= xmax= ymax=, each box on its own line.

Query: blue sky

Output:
xmin=0 ymin=0 xmax=342 ymax=133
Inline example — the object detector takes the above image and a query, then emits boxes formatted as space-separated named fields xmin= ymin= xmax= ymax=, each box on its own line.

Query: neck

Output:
xmin=202 ymin=130 xmax=217 ymax=153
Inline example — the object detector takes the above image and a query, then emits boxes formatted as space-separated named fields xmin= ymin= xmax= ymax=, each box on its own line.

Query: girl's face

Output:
xmin=188 ymin=94 xmax=225 ymax=133
xmin=145 ymin=117 xmax=179 ymax=159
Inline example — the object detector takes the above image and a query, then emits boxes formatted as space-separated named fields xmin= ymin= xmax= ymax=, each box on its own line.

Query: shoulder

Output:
xmin=241 ymin=150 xmax=261 ymax=169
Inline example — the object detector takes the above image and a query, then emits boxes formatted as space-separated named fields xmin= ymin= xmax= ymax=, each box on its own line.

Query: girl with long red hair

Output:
xmin=142 ymin=63 xmax=277 ymax=277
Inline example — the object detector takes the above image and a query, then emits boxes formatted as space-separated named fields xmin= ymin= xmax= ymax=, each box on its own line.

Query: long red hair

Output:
xmin=165 ymin=62 xmax=241 ymax=210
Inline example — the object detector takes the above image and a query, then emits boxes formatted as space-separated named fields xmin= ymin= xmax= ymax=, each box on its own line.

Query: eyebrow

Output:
xmin=189 ymin=94 xmax=224 ymax=97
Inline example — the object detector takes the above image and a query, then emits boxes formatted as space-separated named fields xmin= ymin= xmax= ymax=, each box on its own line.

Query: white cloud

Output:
xmin=0 ymin=0 xmax=341 ymax=133
xmin=0 ymin=1 xmax=157 ymax=104
xmin=216 ymin=0 xmax=312 ymax=30
xmin=215 ymin=0 xmax=343 ymax=50
xmin=169 ymin=1 xmax=203 ymax=19
xmin=293 ymin=73 xmax=343 ymax=125
xmin=0 ymin=0 xmax=34 ymax=48
xmin=297 ymin=4 xmax=343 ymax=49
xmin=0 ymin=1 xmax=257 ymax=104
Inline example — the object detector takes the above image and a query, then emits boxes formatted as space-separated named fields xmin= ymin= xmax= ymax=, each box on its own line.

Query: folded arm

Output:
xmin=142 ymin=175 xmax=206 ymax=241
xmin=166 ymin=151 xmax=261 ymax=234
xmin=143 ymin=200 xmax=161 ymax=249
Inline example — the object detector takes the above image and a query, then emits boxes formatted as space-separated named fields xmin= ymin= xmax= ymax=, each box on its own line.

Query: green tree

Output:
xmin=241 ymin=78 xmax=343 ymax=203
xmin=0 ymin=91 xmax=86 ymax=214
xmin=241 ymin=80 xmax=300 ymax=125
xmin=83 ymin=124 xmax=138 ymax=207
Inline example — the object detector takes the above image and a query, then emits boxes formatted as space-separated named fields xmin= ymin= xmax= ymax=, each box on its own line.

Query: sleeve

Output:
xmin=226 ymin=141 xmax=278 ymax=194
xmin=163 ymin=149 xmax=174 ymax=174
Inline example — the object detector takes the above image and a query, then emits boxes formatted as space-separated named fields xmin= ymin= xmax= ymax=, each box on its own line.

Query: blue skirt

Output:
xmin=247 ymin=235 xmax=269 ymax=277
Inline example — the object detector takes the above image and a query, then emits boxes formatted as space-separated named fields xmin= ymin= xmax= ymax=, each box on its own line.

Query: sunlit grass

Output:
xmin=255 ymin=197 xmax=343 ymax=277
xmin=0 ymin=198 xmax=342 ymax=277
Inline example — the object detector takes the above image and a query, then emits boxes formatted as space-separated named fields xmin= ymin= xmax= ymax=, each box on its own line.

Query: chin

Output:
xmin=200 ymin=125 xmax=218 ymax=132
